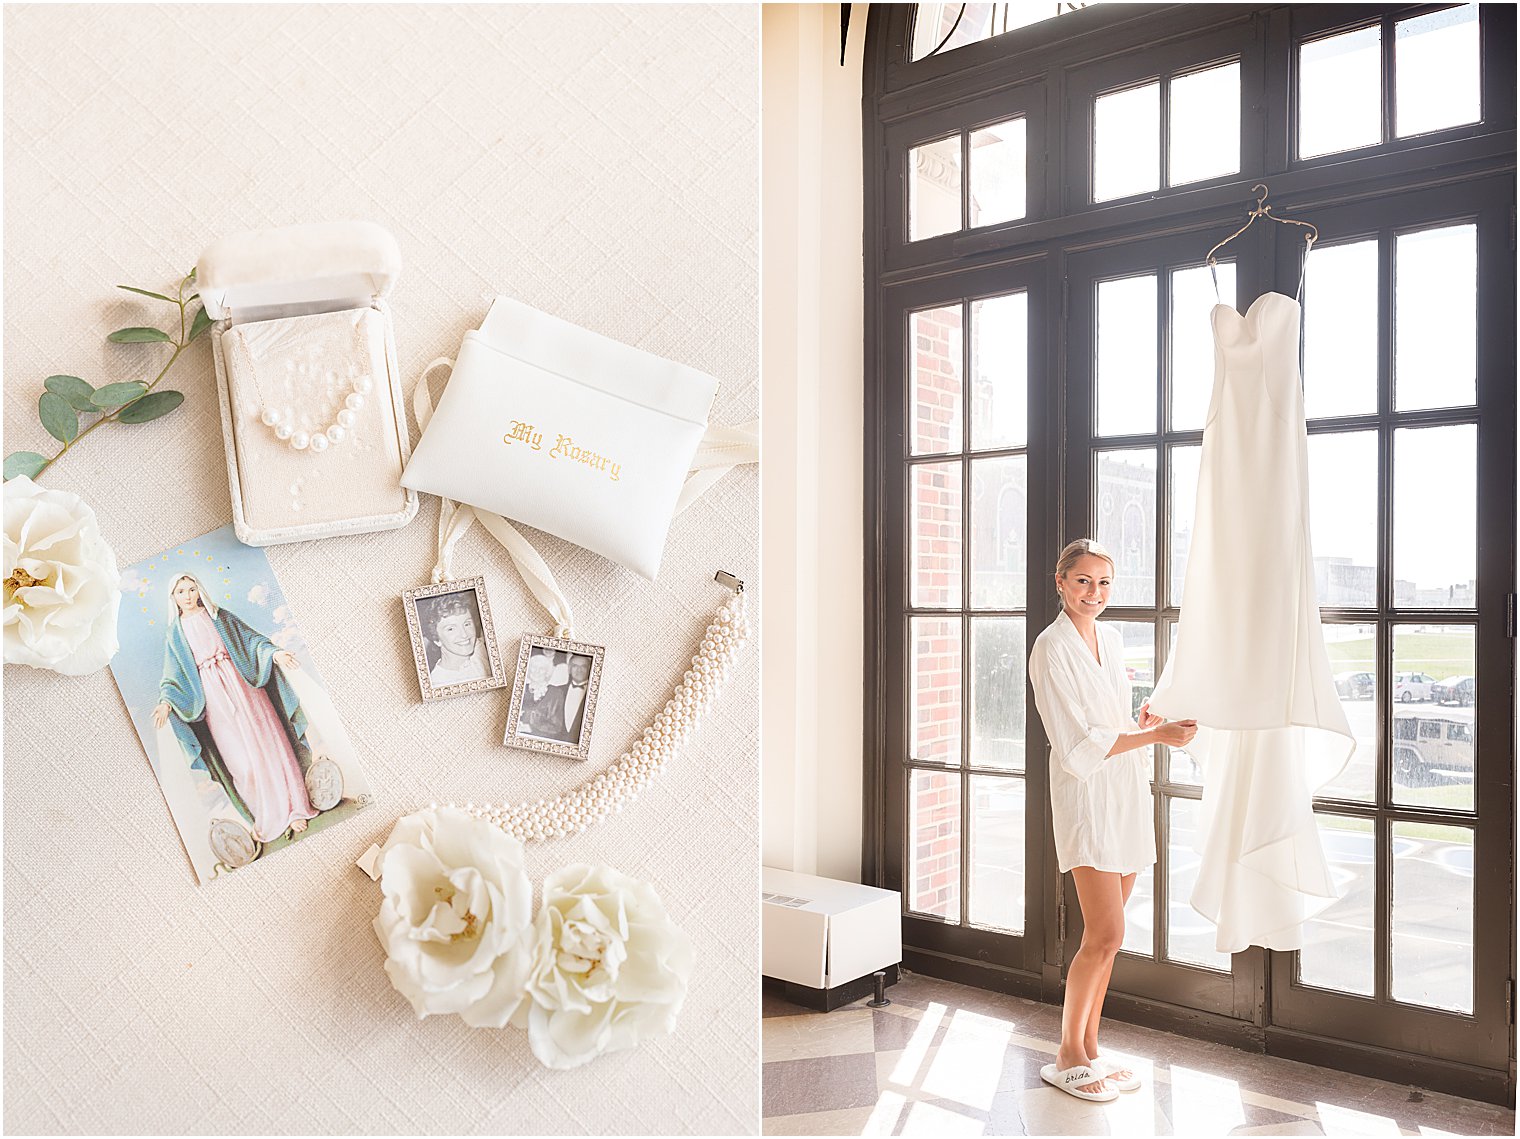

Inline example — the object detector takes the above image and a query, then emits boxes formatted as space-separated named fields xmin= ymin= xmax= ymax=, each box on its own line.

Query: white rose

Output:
xmin=518 ymin=864 xmax=693 ymax=1070
xmin=3 ymin=475 xmax=120 ymax=675
xmin=372 ymin=807 xmax=534 ymax=1027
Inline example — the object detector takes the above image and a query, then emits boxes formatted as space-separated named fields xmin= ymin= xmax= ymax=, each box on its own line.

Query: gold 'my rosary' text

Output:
xmin=503 ymin=420 xmax=622 ymax=482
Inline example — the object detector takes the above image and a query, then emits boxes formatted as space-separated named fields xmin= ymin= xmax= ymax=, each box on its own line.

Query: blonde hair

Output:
xmin=1053 ymin=538 xmax=1115 ymax=598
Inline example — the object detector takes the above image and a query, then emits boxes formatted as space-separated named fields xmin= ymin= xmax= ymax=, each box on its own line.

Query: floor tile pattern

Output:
xmin=763 ymin=972 xmax=1515 ymax=1136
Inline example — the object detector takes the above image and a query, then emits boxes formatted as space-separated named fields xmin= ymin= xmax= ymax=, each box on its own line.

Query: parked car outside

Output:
xmin=1431 ymin=675 xmax=1475 ymax=706
xmin=1392 ymin=712 xmax=1475 ymax=785
xmin=1394 ymin=671 xmax=1435 ymax=703
xmin=1334 ymin=670 xmax=1374 ymax=700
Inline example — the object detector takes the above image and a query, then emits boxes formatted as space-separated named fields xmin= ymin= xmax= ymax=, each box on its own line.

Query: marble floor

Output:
xmin=762 ymin=972 xmax=1515 ymax=1137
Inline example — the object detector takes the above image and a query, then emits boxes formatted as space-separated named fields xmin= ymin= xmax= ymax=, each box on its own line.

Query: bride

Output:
xmin=152 ymin=573 xmax=318 ymax=843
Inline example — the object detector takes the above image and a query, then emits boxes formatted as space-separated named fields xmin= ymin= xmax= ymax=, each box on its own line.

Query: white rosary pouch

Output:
xmin=198 ymin=221 xmax=418 ymax=545
xmin=401 ymin=297 xmax=718 ymax=579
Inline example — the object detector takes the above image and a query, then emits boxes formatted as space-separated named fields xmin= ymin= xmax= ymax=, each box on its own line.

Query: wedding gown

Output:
xmin=1146 ymin=291 xmax=1354 ymax=954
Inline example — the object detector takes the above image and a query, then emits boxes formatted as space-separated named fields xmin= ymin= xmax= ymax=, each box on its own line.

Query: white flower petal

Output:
xmin=525 ymin=1001 xmax=618 ymax=1071
xmin=523 ymin=863 xmax=693 ymax=1067
xmin=371 ymin=807 xmax=535 ymax=1023
xmin=3 ymin=478 xmax=119 ymax=675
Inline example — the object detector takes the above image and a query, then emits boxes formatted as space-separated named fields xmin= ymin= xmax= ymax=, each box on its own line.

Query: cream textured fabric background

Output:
xmin=3 ymin=5 xmax=759 ymax=1134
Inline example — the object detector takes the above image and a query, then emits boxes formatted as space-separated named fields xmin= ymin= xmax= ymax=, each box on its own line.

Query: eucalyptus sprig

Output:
xmin=4 ymin=270 xmax=211 ymax=482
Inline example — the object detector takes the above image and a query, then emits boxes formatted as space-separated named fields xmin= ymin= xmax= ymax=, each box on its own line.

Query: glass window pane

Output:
xmin=1298 ymin=814 xmax=1375 ymax=996
xmin=1396 ymin=4 xmax=1481 ymax=138
xmin=1123 ymin=858 xmax=1155 ymax=956
xmin=970 ymin=292 xmax=1027 ymax=450
xmin=909 ymin=770 xmax=962 ymax=921
xmin=970 ymin=456 xmax=1026 ymax=609
xmin=1303 ymin=240 xmax=1379 ymax=419
xmin=1169 ymin=62 xmax=1240 ymax=186
xmin=1299 ymin=26 xmax=1382 ymax=159
xmin=1110 ymin=617 xmax=1156 ymax=799
xmin=911 ymin=617 xmax=962 ymax=766
xmin=1395 ymin=225 xmax=1477 ymax=410
xmin=970 ymin=118 xmax=1026 ymax=228
xmin=971 ymin=618 xmax=1025 ymax=772
xmin=1169 ymin=443 xmax=1201 ymax=608
xmin=1165 ymin=622 xmax=1201 ymax=784
xmin=1108 ymin=620 xmax=1156 ymax=734
xmin=1096 ymin=274 xmax=1158 ymax=436
xmin=1392 ymin=822 xmax=1473 ymax=1013
xmin=970 ymin=775 xmax=1024 ymax=933
xmin=911 ymin=462 xmax=964 ymax=608
xmin=1168 ymin=797 xmax=1231 ymax=971
xmin=1394 ymin=425 xmax=1476 ymax=608
xmin=911 ymin=3 xmax=990 ymax=59
xmin=910 ymin=3 xmax=1098 ymax=61
xmin=910 ymin=134 xmax=961 ymax=241
xmin=1170 ymin=262 xmax=1234 ymax=431
xmin=1392 ymin=625 xmax=1475 ymax=811
xmin=910 ymin=305 xmax=964 ymax=456
xmin=1094 ymin=82 xmax=1160 ymax=202
xmin=1320 ymin=622 xmax=1377 ymax=803
xmin=1308 ymin=431 xmax=1378 ymax=608
xmin=1095 ymin=448 xmax=1157 ymax=606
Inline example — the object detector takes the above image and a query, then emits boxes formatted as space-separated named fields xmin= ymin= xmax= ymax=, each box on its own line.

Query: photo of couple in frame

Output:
xmin=402 ymin=578 xmax=604 ymax=759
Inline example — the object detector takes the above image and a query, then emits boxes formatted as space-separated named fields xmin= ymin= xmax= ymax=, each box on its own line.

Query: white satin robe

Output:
xmin=1028 ymin=611 xmax=1156 ymax=875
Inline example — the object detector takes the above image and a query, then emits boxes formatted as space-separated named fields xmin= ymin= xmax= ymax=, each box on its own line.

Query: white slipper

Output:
xmin=1094 ymin=1056 xmax=1141 ymax=1092
xmin=1040 ymin=1062 xmax=1118 ymax=1102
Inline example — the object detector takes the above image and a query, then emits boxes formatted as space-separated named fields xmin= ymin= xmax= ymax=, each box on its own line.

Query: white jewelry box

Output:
xmin=197 ymin=221 xmax=419 ymax=545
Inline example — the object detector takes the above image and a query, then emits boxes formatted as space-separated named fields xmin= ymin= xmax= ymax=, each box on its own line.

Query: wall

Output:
xmin=761 ymin=4 xmax=866 ymax=881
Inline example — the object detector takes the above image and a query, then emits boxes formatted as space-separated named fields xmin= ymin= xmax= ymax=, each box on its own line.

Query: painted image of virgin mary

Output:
xmin=151 ymin=573 xmax=318 ymax=842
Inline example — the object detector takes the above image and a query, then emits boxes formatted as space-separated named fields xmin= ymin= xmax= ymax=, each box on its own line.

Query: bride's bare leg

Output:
xmin=1085 ymin=872 xmax=1136 ymax=1080
xmin=1056 ymin=867 xmax=1125 ymax=1094
xmin=289 ymin=817 xmax=309 ymax=834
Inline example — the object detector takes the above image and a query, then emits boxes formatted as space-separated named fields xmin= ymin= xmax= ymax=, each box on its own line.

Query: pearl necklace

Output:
xmin=229 ymin=310 xmax=377 ymax=453
xmin=258 ymin=369 xmax=371 ymax=452
xmin=443 ymin=586 xmax=749 ymax=842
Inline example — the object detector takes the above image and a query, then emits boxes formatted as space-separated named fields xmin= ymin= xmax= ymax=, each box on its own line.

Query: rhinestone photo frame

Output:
xmin=504 ymin=633 xmax=606 ymax=761
xmin=401 ymin=575 xmax=508 ymax=702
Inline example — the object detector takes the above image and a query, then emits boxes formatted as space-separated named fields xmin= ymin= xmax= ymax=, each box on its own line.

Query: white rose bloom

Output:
xmin=518 ymin=864 xmax=693 ymax=1070
xmin=3 ymin=475 xmax=120 ymax=675
xmin=372 ymin=807 xmax=534 ymax=1027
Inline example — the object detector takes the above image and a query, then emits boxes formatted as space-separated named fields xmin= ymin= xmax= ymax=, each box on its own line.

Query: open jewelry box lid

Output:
xmin=196 ymin=220 xmax=401 ymax=322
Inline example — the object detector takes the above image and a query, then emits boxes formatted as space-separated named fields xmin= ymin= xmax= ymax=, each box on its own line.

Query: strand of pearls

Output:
xmin=438 ymin=589 xmax=749 ymax=842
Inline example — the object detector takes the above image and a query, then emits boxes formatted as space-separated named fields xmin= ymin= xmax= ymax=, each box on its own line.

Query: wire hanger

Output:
xmin=1205 ymin=183 xmax=1320 ymax=302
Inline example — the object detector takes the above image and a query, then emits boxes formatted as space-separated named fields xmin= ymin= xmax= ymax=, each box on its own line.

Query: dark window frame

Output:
xmin=862 ymin=1 xmax=1516 ymax=1106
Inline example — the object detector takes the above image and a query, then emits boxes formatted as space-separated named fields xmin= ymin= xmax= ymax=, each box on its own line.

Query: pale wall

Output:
xmin=761 ymin=4 xmax=867 ymax=881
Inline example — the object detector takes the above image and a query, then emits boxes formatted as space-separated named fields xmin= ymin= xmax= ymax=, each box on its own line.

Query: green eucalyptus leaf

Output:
xmin=107 ymin=326 xmax=172 ymax=344
xmin=117 ymin=285 xmax=176 ymax=303
xmin=4 ymin=452 xmax=47 ymax=481
xmin=189 ymin=306 xmax=212 ymax=341
xmin=116 ymin=390 xmax=184 ymax=424
xmin=92 ymin=381 xmax=149 ymax=409
xmin=38 ymin=392 xmax=78 ymax=443
xmin=43 ymin=374 xmax=96 ymax=411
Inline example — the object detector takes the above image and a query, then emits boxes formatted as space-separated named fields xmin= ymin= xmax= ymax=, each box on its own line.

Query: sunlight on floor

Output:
xmin=863 ymin=1091 xmax=907 ymax=1136
xmin=1170 ymin=1065 xmax=1246 ymax=1135
xmin=1101 ymin=1055 xmax=1161 ymax=1136
xmin=888 ymin=1002 xmax=946 ymax=1086
xmin=762 ymin=973 xmax=1515 ymax=1138
xmin=898 ymin=1100 xmax=987 ymax=1136
xmin=921 ymin=1009 xmax=1015 ymax=1109
xmin=1315 ymin=1100 xmax=1403 ymax=1134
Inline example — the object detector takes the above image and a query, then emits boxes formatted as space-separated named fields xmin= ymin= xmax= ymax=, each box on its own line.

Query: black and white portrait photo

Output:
xmin=505 ymin=634 xmax=605 ymax=759
xmin=401 ymin=577 xmax=507 ymax=702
